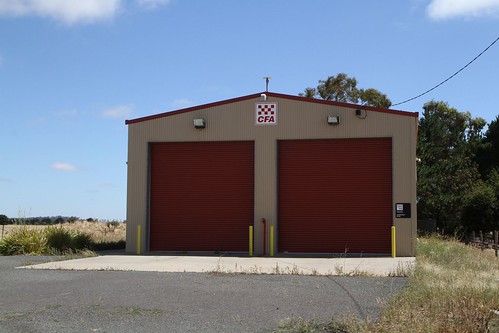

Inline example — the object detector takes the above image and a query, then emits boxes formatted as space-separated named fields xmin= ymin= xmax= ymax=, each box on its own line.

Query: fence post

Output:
xmin=495 ymin=231 xmax=498 ymax=258
xmin=480 ymin=231 xmax=484 ymax=251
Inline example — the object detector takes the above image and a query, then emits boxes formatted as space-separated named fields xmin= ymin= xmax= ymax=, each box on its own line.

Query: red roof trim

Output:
xmin=125 ymin=92 xmax=418 ymax=125
xmin=267 ymin=92 xmax=419 ymax=117
xmin=125 ymin=93 xmax=261 ymax=125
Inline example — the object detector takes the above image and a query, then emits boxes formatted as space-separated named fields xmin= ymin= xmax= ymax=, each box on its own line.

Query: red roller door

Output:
xmin=149 ymin=141 xmax=254 ymax=252
xmin=278 ymin=138 xmax=392 ymax=253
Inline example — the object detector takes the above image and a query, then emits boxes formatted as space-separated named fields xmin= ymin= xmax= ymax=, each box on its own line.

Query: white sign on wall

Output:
xmin=256 ymin=103 xmax=278 ymax=125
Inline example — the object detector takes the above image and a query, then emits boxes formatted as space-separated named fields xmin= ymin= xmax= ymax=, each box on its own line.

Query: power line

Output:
xmin=392 ymin=35 xmax=499 ymax=107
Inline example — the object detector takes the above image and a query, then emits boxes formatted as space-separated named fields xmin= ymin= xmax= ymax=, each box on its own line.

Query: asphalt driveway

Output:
xmin=0 ymin=256 xmax=408 ymax=333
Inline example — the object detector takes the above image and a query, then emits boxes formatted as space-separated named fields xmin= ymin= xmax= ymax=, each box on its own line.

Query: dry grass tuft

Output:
xmin=355 ymin=236 xmax=499 ymax=333
xmin=1 ymin=221 xmax=125 ymax=254
xmin=1 ymin=221 xmax=125 ymax=244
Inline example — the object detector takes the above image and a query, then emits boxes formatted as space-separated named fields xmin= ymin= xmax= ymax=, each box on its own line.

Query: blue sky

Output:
xmin=1 ymin=0 xmax=498 ymax=221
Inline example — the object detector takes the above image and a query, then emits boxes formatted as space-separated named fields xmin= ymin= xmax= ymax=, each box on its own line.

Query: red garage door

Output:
xmin=278 ymin=138 xmax=392 ymax=254
xmin=149 ymin=141 xmax=254 ymax=252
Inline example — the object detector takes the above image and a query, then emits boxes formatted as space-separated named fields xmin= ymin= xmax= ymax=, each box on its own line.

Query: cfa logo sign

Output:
xmin=255 ymin=103 xmax=277 ymax=125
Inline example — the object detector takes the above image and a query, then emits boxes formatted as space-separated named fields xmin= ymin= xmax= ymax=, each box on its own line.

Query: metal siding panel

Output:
xmin=125 ymin=127 xmax=149 ymax=253
xmin=149 ymin=141 xmax=254 ymax=251
xmin=278 ymin=138 xmax=392 ymax=253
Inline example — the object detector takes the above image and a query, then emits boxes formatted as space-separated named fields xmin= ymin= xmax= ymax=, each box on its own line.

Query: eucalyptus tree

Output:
xmin=417 ymin=101 xmax=486 ymax=232
xmin=300 ymin=73 xmax=391 ymax=108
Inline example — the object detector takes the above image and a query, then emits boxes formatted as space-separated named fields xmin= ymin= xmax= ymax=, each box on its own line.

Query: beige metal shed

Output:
xmin=125 ymin=92 xmax=418 ymax=256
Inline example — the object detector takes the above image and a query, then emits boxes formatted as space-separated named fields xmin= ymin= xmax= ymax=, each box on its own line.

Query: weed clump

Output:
xmin=0 ymin=227 xmax=46 ymax=255
xmin=0 ymin=227 xmax=93 ymax=255
xmin=273 ymin=318 xmax=349 ymax=333
xmin=45 ymin=226 xmax=92 ymax=253
xmin=0 ymin=221 xmax=126 ymax=255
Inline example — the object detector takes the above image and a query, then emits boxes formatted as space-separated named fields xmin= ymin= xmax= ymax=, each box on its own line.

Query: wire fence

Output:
xmin=466 ymin=230 xmax=499 ymax=258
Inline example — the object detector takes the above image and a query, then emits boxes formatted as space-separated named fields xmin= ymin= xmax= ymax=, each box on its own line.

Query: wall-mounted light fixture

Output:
xmin=327 ymin=115 xmax=340 ymax=125
xmin=193 ymin=118 xmax=206 ymax=129
xmin=355 ymin=109 xmax=367 ymax=119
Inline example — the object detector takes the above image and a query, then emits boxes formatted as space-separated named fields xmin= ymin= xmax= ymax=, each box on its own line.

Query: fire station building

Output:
xmin=125 ymin=92 xmax=418 ymax=256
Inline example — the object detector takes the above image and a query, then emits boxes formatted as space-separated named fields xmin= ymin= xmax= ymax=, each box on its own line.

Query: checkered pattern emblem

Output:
xmin=256 ymin=103 xmax=277 ymax=125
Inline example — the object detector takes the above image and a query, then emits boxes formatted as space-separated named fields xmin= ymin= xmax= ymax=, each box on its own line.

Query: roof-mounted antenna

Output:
xmin=263 ymin=76 xmax=271 ymax=92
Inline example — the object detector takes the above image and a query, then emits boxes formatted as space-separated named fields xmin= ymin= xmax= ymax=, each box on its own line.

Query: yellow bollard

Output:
xmin=270 ymin=225 xmax=274 ymax=257
xmin=137 ymin=224 xmax=141 ymax=255
xmin=249 ymin=226 xmax=253 ymax=257
xmin=391 ymin=226 xmax=396 ymax=258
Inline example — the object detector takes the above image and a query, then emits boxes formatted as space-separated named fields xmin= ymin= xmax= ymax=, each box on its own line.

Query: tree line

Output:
xmin=302 ymin=73 xmax=499 ymax=234
xmin=0 ymin=216 xmax=98 ymax=226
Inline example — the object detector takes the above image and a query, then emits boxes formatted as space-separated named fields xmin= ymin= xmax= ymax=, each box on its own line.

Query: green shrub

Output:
xmin=45 ymin=227 xmax=92 ymax=252
xmin=0 ymin=227 xmax=94 ymax=255
xmin=91 ymin=240 xmax=126 ymax=251
xmin=0 ymin=214 xmax=10 ymax=225
xmin=71 ymin=232 xmax=92 ymax=250
xmin=461 ymin=183 xmax=497 ymax=232
xmin=45 ymin=227 xmax=72 ymax=251
xmin=0 ymin=227 xmax=47 ymax=255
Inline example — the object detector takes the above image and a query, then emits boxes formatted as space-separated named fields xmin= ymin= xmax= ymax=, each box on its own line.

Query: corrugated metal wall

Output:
xmin=126 ymin=93 xmax=418 ymax=256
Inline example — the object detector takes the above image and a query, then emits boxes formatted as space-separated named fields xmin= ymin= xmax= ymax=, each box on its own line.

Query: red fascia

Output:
xmin=124 ymin=91 xmax=419 ymax=125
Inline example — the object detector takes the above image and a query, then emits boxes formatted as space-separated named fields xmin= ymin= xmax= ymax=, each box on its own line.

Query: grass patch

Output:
xmin=272 ymin=318 xmax=349 ymax=333
xmin=387 ymin=261 xmax=414 ymax=277
xmin=0 ymin=222 xmax=126 ymax=255
xmin=368 ymin=236 xmax=499 ymax=333
xmin=333 ymin=264 xmax=375 ymax=277
xmin=45 ymin=226 xmax=92 ymax=253
xmin=1 ymin=221 xmax=125 ymax=244
xmin=0 ymin=226 xmax=124 ymax=256
xmin=0 ymin=226 xmax=92 ymax=255
xmin=272 ymin=236 xmax=499 ymax=333
xmin=0 ymin=227 xmax=47 ymax=255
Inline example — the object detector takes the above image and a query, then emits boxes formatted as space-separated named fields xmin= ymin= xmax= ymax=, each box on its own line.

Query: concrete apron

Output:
xmin=19 ymin=256 xmax=416 ymax=276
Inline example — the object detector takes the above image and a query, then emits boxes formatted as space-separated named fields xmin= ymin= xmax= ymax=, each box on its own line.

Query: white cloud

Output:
xmin=102 ymin=104 xmax=133 ymax=119
xmin=171 ymin=99 xmax=194 ymax=108
xmin=135 ymin=0 xmax=171 ymax=10
xmin=0 ymin=0 xmax=122 ymax=25
xmin=52 ymin=162 xmax=77 ymax=171
xmin=427 ymin=0 xmax=499 ymax=20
